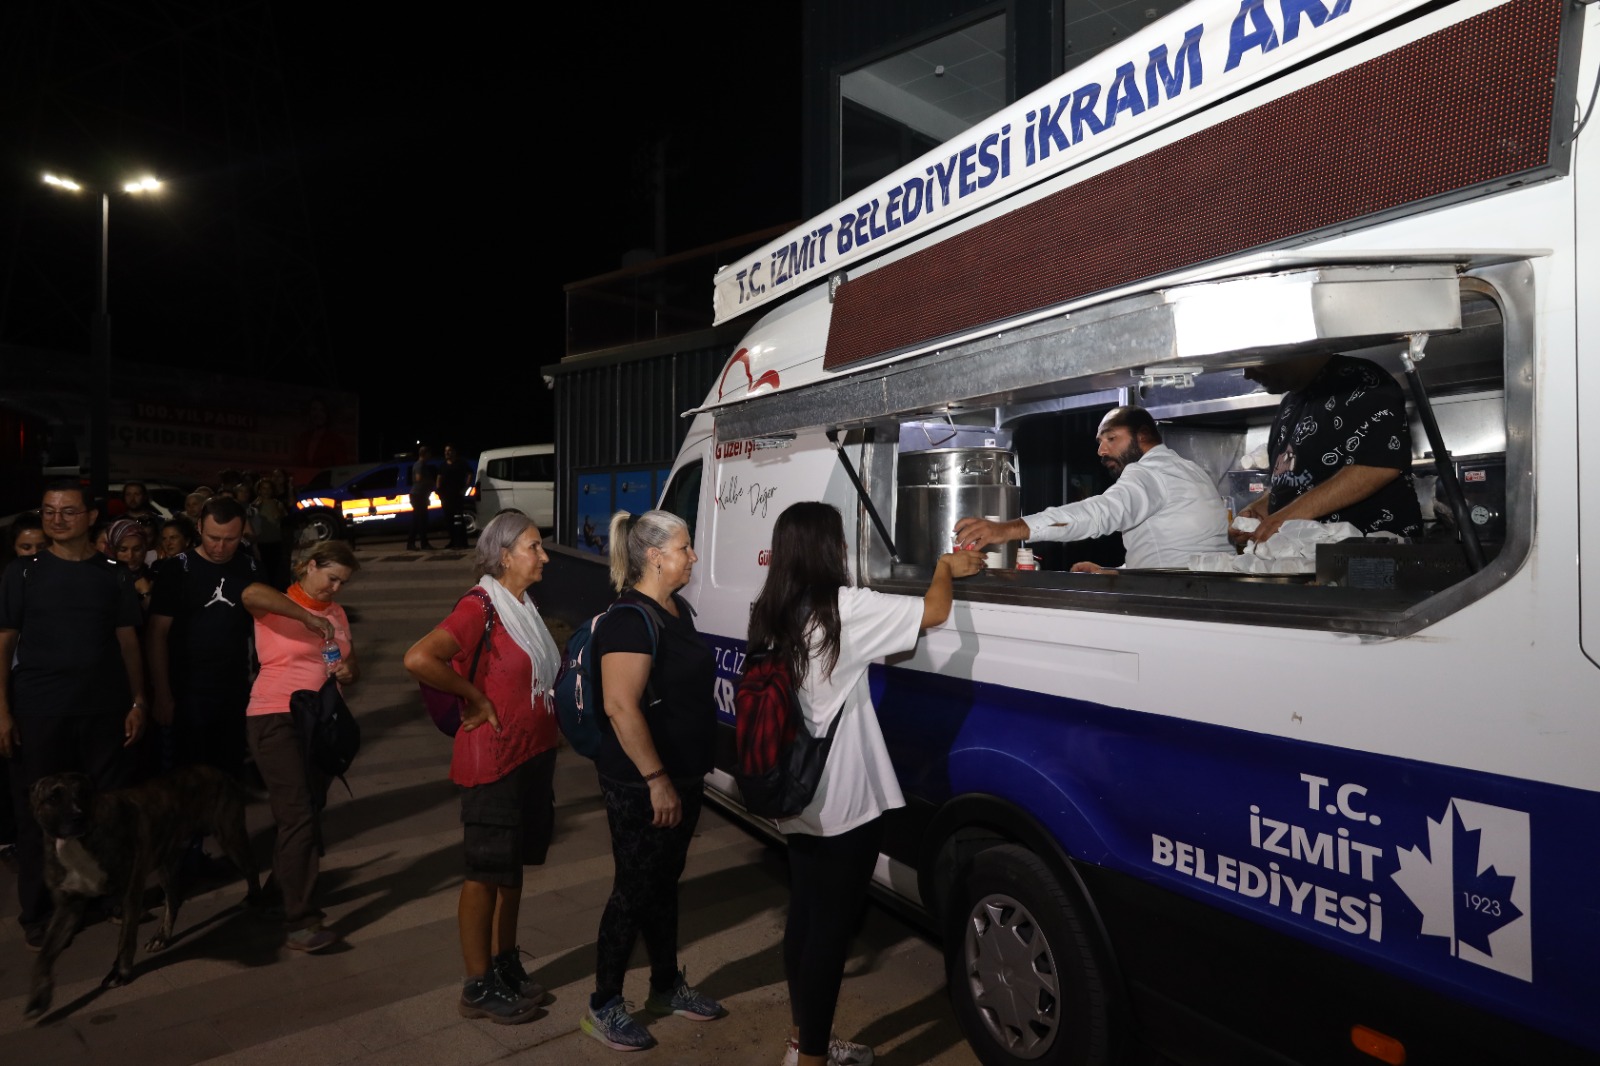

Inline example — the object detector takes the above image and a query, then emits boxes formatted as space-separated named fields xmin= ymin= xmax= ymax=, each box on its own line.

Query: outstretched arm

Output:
xmin=921 ymin=551 xmax=985 ymax=628
xmin=242 ymin=582 xmax=334 ymax=641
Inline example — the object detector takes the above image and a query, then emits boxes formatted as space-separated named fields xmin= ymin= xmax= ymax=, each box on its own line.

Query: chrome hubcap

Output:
xmin=963 ymin=891 xmax=1060 ymax=1059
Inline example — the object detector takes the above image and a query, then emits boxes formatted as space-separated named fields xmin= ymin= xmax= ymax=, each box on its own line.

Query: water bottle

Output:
xmin=322 ymin=638 xmax=342 ymax=675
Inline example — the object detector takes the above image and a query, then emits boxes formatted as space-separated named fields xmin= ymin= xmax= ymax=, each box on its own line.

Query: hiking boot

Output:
xmin=458 ymin=970 xmax=540 ymax=1025
xmin=492 ymin=946 xmax=551 ymax=1005
xmin=582 ymin=995 xmax=656 ymax=1051
xmin=644 ymin=966 xmax=726 ymax=1021
xmin=782 ymin=1035 xmax=876 ymax=1066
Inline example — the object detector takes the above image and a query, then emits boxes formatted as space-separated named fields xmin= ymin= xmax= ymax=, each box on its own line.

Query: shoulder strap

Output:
xmin=607 ymin=599 xmax=660 ymax=659
xmin=460 ymin=587 xmax=496 ymax=683
xmin=601 ymin=597 xmax=662 ymax=707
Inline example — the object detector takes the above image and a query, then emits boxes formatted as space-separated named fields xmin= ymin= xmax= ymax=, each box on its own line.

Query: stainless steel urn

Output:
xmin=896 ymin=448 xmax=1021 ymax=568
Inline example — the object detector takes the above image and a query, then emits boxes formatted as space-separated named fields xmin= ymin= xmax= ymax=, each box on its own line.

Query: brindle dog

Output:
xmin=24 ymin=765 xmax=263 ymax=1020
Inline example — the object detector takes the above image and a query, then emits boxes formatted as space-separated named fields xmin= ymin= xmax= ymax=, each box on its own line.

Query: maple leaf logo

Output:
xmin=1451 ymin=810 xmax=1523 ymax=954
xmin=1392 ymin=798 xmax=1532 ymax=981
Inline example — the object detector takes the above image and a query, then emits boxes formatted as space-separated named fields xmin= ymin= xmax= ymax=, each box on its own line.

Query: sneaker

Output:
xmin=458 ymin=970 xmax=541 ymax=1025
xmin=782 ymin=1035 xmax=875 ymax=1066
xmin=284 ymin=924 xmax=340 ymax=953
xmin=581 ymin=995 xmax=656 ymax=1051
xmin=492 ymin=946 xmax=552 ymax=1006
xmin=644 ymin=966 xmax=726 ymax=1021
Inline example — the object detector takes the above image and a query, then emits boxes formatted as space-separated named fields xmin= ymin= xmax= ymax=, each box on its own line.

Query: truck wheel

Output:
xmin=946 ymin=845 xmax=1117 ymax=1066
xmin=301 ymin=510 xmax=343 ymax=544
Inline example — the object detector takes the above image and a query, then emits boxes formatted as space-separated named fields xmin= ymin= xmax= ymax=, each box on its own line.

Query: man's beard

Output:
xmin=1102 ymin=441 xmax=1143 ymax=478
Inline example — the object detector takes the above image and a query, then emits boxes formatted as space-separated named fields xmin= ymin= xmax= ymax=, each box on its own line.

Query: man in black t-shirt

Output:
xmin=148 ymin=496 xmax=330 ymax=779
xmin=148 ymin=497 xmax=259 ymax=779
xmin=439 ymin=444 xmax=471 ymax=549
xmin=1239 ymin=353 xmax=1423 ymax=544
xmin=0 ymin=481 xmax=147 ymax=945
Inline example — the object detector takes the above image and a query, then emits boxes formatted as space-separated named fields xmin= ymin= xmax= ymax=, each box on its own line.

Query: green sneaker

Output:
xmin=644 ymin=967 xmax=726 ymax=1021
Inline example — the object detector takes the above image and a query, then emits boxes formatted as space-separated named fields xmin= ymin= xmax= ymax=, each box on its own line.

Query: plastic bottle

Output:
xmin=322 ymin=638 xmax=342 ymax=675
xmin=1015 ymin=545 xmax=1036 ymax=571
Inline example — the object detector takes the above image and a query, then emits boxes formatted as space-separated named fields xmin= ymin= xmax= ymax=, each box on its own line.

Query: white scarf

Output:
xmin=477 ymin=577 xmax=561 ymax=707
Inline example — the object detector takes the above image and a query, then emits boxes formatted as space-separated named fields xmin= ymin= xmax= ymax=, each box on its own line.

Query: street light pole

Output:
xmin=42 ymin=172 xmax=160 ymax=508
xmin=91 ymin=190 xmax=111 ymax=508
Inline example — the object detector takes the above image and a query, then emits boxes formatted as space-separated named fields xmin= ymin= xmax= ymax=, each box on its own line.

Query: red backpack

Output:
xmin=733 ymin=652 xmax=842 ymax=819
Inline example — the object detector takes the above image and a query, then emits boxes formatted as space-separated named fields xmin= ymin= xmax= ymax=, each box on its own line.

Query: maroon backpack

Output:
xmin=733 ymin=652 xmax=841 ymax=819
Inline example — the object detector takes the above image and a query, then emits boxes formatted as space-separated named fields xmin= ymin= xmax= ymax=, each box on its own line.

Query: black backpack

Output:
xmin=732 ymin=652 xmax=842 ymax=819
xmin=290 ymin=677 xmax=361 ymax=806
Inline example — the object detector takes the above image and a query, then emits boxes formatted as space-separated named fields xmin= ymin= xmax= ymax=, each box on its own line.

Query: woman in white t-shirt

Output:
xmin=747 ymin=502 xmax=982 ymax=1066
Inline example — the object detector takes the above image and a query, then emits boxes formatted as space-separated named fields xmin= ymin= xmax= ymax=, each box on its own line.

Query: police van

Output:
xmin=294 ymin=458 xmax=476 ymax=542
xmin=658 ymin=1 xmax=1600 ymax=1062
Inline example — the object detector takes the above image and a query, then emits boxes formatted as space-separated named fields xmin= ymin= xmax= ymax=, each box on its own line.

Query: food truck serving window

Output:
xmin=824 ymin=264 xmax=1531 ymax=639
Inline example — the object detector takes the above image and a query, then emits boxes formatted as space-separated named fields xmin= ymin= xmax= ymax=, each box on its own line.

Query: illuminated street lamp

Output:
xmin=40 ymin=171 xmax=163 ymax=507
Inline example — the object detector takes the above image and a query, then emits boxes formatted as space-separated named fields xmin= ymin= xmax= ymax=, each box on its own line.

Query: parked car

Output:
xmin=293 ymin=459 xmax=477 ymax=542
xmin=473 ymin=444 xmax=554 ymax=528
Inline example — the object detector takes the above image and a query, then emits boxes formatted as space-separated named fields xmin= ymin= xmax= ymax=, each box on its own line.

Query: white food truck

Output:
xmin=656 ymin=1 xmax=1600 ymax=1062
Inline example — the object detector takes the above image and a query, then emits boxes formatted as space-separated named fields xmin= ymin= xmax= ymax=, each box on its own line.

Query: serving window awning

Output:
xmin=707 ymin=261 xmax=1468 ymax=441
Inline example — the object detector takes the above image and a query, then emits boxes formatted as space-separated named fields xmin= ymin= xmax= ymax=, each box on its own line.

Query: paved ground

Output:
xmin=0 ymin=540 xmax=981 ymax=1066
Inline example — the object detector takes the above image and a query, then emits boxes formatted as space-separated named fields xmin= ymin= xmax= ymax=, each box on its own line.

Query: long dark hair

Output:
xmin=747 ymin=502 xmax=849 ymax=685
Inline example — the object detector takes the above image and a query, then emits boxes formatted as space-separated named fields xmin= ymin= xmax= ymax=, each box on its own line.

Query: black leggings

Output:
xmin=784 ymin=817 xmax=885 ymax=1056
xmin=593 ymin=775 xmax=703 ymax=1004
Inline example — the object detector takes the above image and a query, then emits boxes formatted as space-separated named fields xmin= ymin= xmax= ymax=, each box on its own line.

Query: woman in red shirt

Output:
xmin=404 ymin=511 xmax=562 ymax=1025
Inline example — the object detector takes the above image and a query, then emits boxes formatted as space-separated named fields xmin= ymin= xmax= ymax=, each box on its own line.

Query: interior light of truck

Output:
xmin=1350 ymin=1024 xmax=1405 ymax=1064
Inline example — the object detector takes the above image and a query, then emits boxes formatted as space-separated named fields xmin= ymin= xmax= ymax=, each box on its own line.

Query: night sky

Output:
xmin=1 ymin=1 xmax=802 ymax=469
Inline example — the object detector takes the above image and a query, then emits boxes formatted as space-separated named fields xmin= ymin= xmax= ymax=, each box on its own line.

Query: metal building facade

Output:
xmin=545 ymin=329 xmax=737 ymax=547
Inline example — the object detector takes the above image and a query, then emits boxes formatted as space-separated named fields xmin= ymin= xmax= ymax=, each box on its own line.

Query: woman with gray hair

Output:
xmin=404 ymin=511 xmax=561 ymax=1025
xmin=581 ymin=509 xmax=725 ymax=1052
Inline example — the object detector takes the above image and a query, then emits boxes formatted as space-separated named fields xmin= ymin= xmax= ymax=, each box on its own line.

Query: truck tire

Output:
xmin=300 ymin=509 xmax=344 ymax=544
xmin=945 ymin=844 xmax=1118 ymax=1066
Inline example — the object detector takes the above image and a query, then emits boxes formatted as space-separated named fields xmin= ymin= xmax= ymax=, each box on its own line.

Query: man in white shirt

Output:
xmin=954 ymin=405 xmax=1230 ymax=571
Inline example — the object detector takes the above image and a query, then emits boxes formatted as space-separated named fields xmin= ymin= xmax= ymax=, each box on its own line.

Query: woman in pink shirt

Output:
xmin=246 ymin=539 xmax=360 ymax=953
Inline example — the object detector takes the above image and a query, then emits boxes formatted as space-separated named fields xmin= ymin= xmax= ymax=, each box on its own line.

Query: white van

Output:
xmin=474 ymin=444 xmax=554 ymax=528
xmin=659 ymin=2 xmax=1600 ymax=1063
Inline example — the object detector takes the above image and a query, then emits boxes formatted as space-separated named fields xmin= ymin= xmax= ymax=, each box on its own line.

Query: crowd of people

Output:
xmin=1 ymin=475 xmax=354 ymax=957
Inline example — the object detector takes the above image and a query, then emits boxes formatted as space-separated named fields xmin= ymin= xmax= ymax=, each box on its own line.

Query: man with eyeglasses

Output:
xmin=0 ymin=481 xmax=148 ymax=948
